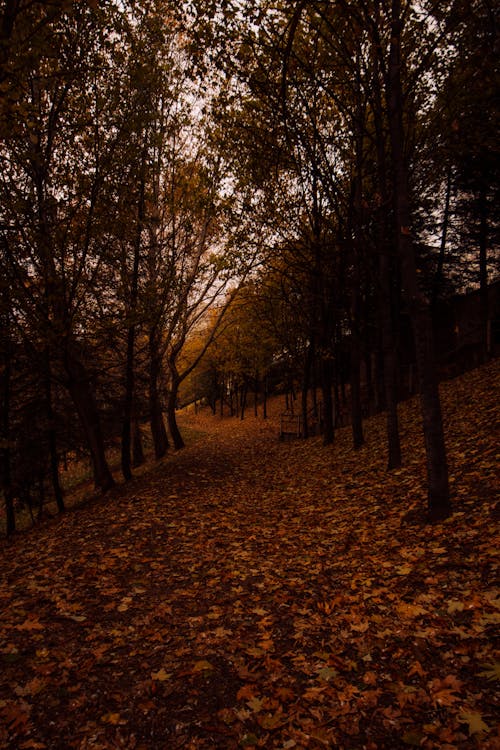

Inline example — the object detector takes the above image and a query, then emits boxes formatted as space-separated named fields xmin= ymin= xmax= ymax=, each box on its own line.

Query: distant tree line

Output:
xmin=184 ymin=0 xmax=499 ymax=520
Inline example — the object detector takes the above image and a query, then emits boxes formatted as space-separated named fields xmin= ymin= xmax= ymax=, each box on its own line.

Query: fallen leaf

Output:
xmin=151 ymin=668 xmax=172 ymax=682
xmin=459 ymin=711 xmax=490 ymax=735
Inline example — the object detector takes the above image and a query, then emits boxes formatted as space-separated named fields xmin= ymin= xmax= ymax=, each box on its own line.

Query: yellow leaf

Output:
xmin=396 ymin=565 xmax=413 ymax=575
xmin=252 ymin=607 xmax=268 ymax=616
xmin=350 ymin=621 xmax=369 ymax=633
xmin=101 ymin=712 xmax=121 ymax=725
xmin=479 ymin=662 xmax=500 ymax=681
xmin=459 ymin=711 xmax=490 ymax=735
xmin=396 ymin=603 xmax=428 ymax=619
xmin=192 ymin=659 xmax=214 ymax=672
xmin=151 ymin=668 xmax=172 ymax=682
xmin=16 ymin=618 xmax=44 ymax=631
xmin=246 ymin=696 xmax=264 ymax=712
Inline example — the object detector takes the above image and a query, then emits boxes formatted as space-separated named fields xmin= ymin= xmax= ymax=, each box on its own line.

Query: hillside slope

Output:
xmin=0 ymin=359 xmax=499 ymax=749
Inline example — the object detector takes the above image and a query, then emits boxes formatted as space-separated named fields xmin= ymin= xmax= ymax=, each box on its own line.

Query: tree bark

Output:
xmin=321 ymin=357 xmax=334 ymax=445
xmin=379 ymin=249 xmax=402 ymax=470
xmin=132 ymin=417 xmax=145 ymax=467
xmin=0 ymin=314 xmax=15 ymax=535
xmin=478 ymin=179 xmax=489 ymax=359
xmin=432 ymin=165 xmax=452 ymax=307
xmin=121 ymin=148 xmax=145 ymax=481
xmin=149 ymin=335 xmax=169 ymax=459
xmin=350 ymin=332 xmax=364 ymax=448
xmin=44 ymin=351 xmax=64 ymax=512
xmin=64 ymin=346 xmax=114 ymax=493
xmin=167 ymin=377 xmax=185 ymax=449
xmin=301 ymin=342 xmax=314 ymax=439
xmin=385 ymin=0 xmax=449 ymax=518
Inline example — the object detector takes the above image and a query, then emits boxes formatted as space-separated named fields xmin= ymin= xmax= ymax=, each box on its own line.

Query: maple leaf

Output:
xmin=100 ymin=712 xmax=122 ymax=725
xmin=459 ymin=711 xmax=490 ymax=735
xmin=237 ymin=684 xmax=257 ymax=701
xmin=151 ymin=668 xmax=172 ymax=682
xmin=478 ymin=662 xmax=500 ymax=681
xmin=402 ymin=730 xmax=425 ymax=746
xmin=396 ymin=602 xmax=428 ymax=619
xmin=239 ymin=734 xmax=259 ymax=747
xmin=408 ymin=661 xmax=426 ymax=677
xmin=316 ymin=666 xmax=337 ymax=681
xmin=246 ymin=696 xmax=264 ymax=712
xmin=258 ymin=711 xmax=286 ymax=730
xmin=192 ymin=659 xmax=214 ymax=672
xmin=15 ymin=617 xmax=44 ymax=631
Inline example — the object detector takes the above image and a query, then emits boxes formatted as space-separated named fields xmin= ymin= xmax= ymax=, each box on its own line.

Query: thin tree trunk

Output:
xmin=121 ymin=150 xmax=145 ymax=481
xmin=132 ymin=416 xmax=145 ymax=467
xmin=432 ymin=165 xmax=452 ymax=307
xmin=167 ymin=377 xmax=184 ymax=449
xmin=240 ymin=382 xmax=247 ymax=421
xmin=321 ymin=358 xmax=334 ymax=445
xmin=64 ymin=346 xmax=114 ymax=493
xmin=149 ymin=338 xmax=169 ymax=459
xmin=44 ymin=351 xmax=64 ymax=512
xmin=370 ymin=0 xmax=402 ymax=470
xmin=478 ymin=180 xmax=489 ymax=359
xmin=301 ymin=342 xmax=314 ymax=439
xmin=378 ymin=223 xmax=402 ymax=469
xmin=386 ymin=0 xmax=449 ymax=518
xmin=350 ymin=338 xmax=364 ymax=448
xmin=1 ymin=316 xmax=15 ymax=535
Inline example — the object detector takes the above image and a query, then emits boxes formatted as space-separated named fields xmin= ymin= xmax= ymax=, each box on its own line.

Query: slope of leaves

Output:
xmin=0 ymin=360 xmax=499 ymax=749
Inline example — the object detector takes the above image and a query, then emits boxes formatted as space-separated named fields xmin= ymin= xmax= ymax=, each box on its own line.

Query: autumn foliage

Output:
xmin=0 ymin=359 xmax=499 ymax=748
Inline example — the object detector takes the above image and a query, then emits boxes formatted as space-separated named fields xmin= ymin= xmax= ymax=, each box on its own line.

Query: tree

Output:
xmin=0 ymin=2 xmax=129 ymax=492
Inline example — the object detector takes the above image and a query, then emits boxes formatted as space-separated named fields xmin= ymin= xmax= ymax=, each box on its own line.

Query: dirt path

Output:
xmin=1 ymin=363 xmax=499 ymax=749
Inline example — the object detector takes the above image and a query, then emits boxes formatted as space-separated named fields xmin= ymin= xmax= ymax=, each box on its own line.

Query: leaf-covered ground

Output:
xmin=1 ymin=360 xmax=499 ymax=749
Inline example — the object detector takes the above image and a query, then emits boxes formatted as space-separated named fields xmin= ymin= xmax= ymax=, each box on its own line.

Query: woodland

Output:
xmin=0 ymin=0 xmax=499 ymax=746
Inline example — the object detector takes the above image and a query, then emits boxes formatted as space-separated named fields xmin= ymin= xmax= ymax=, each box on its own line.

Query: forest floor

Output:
xmin=0 ymin=360 xmax=499 ymax=749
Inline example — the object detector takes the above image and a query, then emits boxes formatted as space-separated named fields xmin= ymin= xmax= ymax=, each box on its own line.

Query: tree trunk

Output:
xmin=432 ymin=165 xmax=452 ymax=307
xmin=350 ymin=336 xmax=364 ymax=448
xmin=121 ymin=150 xmax=145 ymax=481
xmin=44 ymin=351 xmax=64 ymax=512
xmin=350 ymin=256 xmax=364 ymax=447
xmin=379 ymin=231 xmax=402 ymax=469
xmin=321 ymin=357 xmax=334 ymax=445
xmin=240 ymin=382 xmax=247 ymax=421
xmin=121 ymin=322 xmax=136 ymax=480
xmin=1 ymin=317 xmax=15 ymax=535
xmin=301 ymin=342 xmax=314 ymax=439
xmin=167 ymin=378 xmax=184 ymax=449
xmin=350 ymin=57 xmax=365 ymax=449
xmin=149 ymin=339 xmax=169 ymax=459
xmin=64 ymin=346 xmax=114 ymax=493
xmin=478 ymin=179 xmax=489 ymax=359
xmin=132 ymin=417 xmax=145 ymax=467
xmin=386 ymin=0 xmax=449 ymax=518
